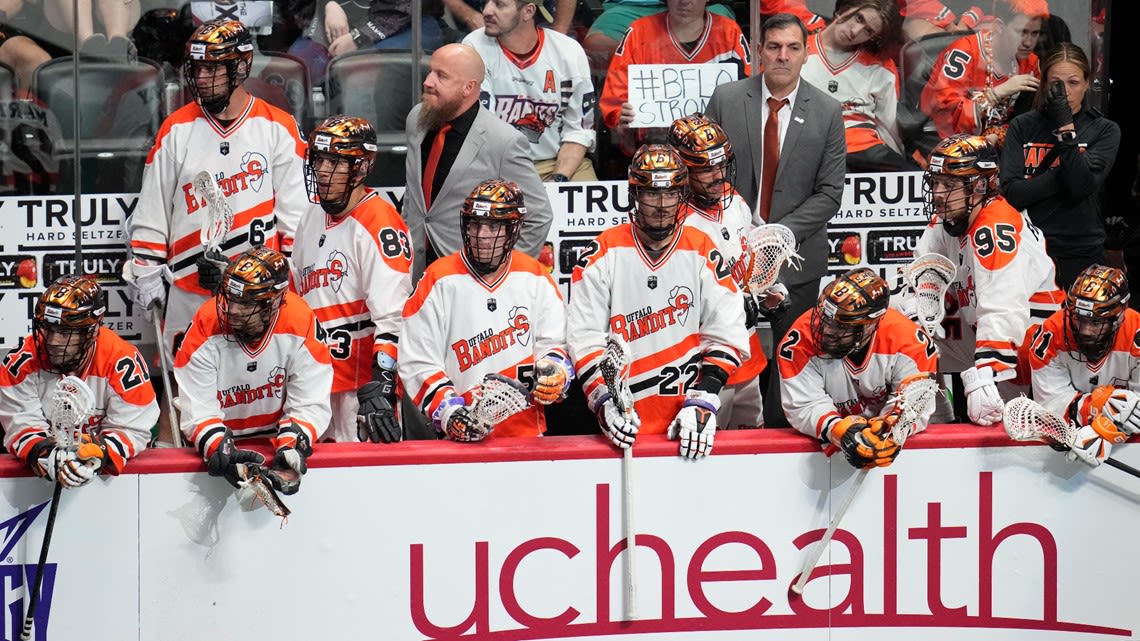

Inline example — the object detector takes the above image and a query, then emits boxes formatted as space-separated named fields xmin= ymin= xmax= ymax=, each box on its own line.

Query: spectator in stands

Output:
xmin=802 ymin=0 xmax=917 ymax=172
xmin=919 ymin=0 xmax=1048 ymax=149
xmin=445 ymin=0 xmax=574 ymax=36
xmin=1000 ymin=43 xmax=1120 ymax=291
xmin=706 ymin=13 xmax=846 ymax=427
xmin=901 ymin=0 xmax=988 ymax=41
xmin=44 ymin=0 xmax=139 ymax=60
xmin=403 ymin=43 xmax=552 ymax=282
xmin=463 ymin=0 xmax=596 ymax=181
xmin=582 ymin=0 xmax=736 ymax=76
xmin=0 ymin=5 xmax=51 ymax=89
xmin=289 ymin=0 xmax=448 ymax=86
xmin=598 ymin=0 xmax=750 ymax=146
xmin=760 ymin=0 xmax=825 ymax=32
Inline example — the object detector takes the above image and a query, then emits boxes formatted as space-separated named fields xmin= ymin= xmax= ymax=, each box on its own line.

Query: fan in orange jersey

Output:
xmin=568 ymin=144 xmax=749 ymax=459
xmin=1 ymin=276 xmax=157 ymax=487
xmin=399 ymin=179 xmax=571 ymax=442
xmin=293 ymin=115 xmax=413 ymax=444
xmin=175 ymin=247 xmax=333 ymax=495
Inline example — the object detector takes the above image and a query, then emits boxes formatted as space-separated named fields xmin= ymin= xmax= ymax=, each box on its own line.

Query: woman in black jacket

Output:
xmin=999 ymin=42 xmax=1121 ymax=290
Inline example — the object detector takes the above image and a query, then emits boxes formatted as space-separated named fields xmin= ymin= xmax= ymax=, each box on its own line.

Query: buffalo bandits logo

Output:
xmin=217 ymin=366 xmax=287 ymax=408
xmin=490 ymin=97 xmax=558 ymax=145
xmin=297 ymin=250 xmax=348 ymax=295
xmin=181 ymin=151 xmax=270 ymax=212
xmin=451 ymin=309 xmax=533 ymax=372
xmin=609 ymin=285 xmax=695 ymax=342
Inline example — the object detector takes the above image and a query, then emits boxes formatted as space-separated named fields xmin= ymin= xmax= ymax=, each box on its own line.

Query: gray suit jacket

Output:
xmin=706 ymin=75 xmax=846 ymax=284
xmin=403 ymin=104 xmax=553 ymax=281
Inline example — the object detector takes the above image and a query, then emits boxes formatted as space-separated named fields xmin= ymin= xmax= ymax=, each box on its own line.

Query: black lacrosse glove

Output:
xmin=196 ymin=248 xmax=229 ymax=295
xmin=743 ymin=294 xmax=760 ymax=329
xmin=1043 ymin=80 xmax=1074 ymax=131
xmin=357 ymin=366 xmax=401 ymax=443
xmin=206 ymin=431 xmax=266 ymax=489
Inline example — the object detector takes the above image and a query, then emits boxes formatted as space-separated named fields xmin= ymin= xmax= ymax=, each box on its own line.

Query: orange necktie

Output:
xmin=422 ymin=123 xmax=452 ymax=211
xmin=760 ymin=97 xmax=788 ymax=222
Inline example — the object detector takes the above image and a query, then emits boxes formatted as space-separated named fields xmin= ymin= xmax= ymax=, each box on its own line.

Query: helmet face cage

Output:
xmin=460 ymin=179 xmax=526 ymax=275
xmin=922 ymin=134 xmax=998 ymax=237
xmin=33 ymin=275 xmax=105 ymax=374
xmin=183 ymin=20 xmax=253 ymax=114
xmin=668 ymin=114 xmax=736 ymax=210
xmin=628 ymin=144 xmax=689 ymax=243
xmin=217 ymin=247 xmax=289 ymax=345
xmin=810 ymin=267 xmax=890 ymax=359
xmin=1064 ymin=265 xmax=1130 ymax=362
xmin=305 ymin=115 xmax=379 ymax=215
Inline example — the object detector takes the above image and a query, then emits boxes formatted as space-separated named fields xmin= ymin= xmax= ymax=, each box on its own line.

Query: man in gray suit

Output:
xmin=404 ymin=43 xmax=553 ymax=282
xmin=705 ymin=13 xmax=846 ymax=426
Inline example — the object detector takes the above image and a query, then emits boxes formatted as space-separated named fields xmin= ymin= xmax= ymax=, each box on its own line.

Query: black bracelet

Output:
xmin=1053 ymin=128 xmax=1077 ymax=143
xmin=551 ymin=173 xmax=570 ymax=183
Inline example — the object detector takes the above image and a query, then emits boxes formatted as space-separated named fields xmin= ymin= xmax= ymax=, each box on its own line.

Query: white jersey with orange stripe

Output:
xmin=0 ymin=328 xmax=157 ymax=473
xmin=173 ymin=291 xmax=333 ymax=460
xmin=128 ymin=95 xmax=308 ymax=354
xmin=777 ymin=308 xmax=939 ymax=440
xmin=399 ymin=251 xmax=568 ymax=438
xmin=1027 ymin=307 xmax=1140 ymax=425
xmin=567 ymin=223 xmax=749 ymax=434
xmin=912 ymin=196 xmax=1063 ymax=378
xmin=292 ymin=190 xmax=413 ymax=393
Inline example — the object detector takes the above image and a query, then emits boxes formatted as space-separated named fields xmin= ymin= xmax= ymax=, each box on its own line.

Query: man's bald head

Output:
xmin=420 ymin=43 xmax=486 ymax=128
xmin=434 ymin=43 xmax=486 ymax=85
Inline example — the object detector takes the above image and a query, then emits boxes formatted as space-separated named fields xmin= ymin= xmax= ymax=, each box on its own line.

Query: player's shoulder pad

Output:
xmin=404 ymin=253 xmax=467 ymax=316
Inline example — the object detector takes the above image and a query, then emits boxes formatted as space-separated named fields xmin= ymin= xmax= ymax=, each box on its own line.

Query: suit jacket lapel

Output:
xmin=407 ymin=106 xmax=427 ymax=214
xmin=777 ymin=85 xmax=810 ymax=183
xmin=745 ymin=75 xmax=764 ymax=197
xmin=431 ymin=109 xmax=489 ymax=214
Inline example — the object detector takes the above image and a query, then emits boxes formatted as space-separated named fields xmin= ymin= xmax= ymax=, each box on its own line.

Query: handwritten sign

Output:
xmin=627 ymin=63 xmax=739 ymax=128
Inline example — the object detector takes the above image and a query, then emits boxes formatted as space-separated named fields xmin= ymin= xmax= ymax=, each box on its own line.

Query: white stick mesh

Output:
xmin=195 ymin=170 xmax=234 ymax=252
xmin=1002 ymin=396 xmax=1076 ymax=446
xmin=744 ymin=224 xmax=801 ymax=295
xmin=888 ymin=375 xmax=940 ymax=445
xmin=47 ymin=375 xmax=95 ymax=447
xmin=471 ymin=373 xmax=532 ymax=428
xmin=600 ymin=334 xmax=634 ymax=416
xmin=906 ymin=253 xmax=956 ymax=334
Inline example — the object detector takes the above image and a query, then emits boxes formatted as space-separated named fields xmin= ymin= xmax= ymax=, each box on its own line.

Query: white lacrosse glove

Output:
xmin=590 ymin=388 xmax=640 ymax=449
xmin=57 ymin=456 xmax=100 ymax=488
xmin=533 ymin=354 xmax=573 ymax=405
xmin=961 ymin=366 xmax=1004 ymax=426
xmin=668 ymin=390 xmax=720 ymax=460
xmin=1101 ymin=389 xmax=1140 ymax=436
xmin=122 ymin=258 xmax=169 ymax=312
xmin=434 ymin=395 xmax=489 ymax=442
xmin=1067 ymin=424 xmax=1113 ymax=468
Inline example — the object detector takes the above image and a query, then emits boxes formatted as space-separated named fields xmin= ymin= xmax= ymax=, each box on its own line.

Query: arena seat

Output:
xmin=249 ymin=51 xmax=311 ymax=128
xmin=0 ymin=61 xmax=14 ymax=102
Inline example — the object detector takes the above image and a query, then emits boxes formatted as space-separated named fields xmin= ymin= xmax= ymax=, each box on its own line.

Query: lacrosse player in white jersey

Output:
xmin=568 ymin=144 xmax=749 ymax=458
xmin=0 ymin=276 xmax=157 ymax=486
xmin=1026 ymin=265 xmax=1140 ymax=467
xmin=669 ymin=113 xmax=794 ymax=429
xmin=779 ymin=268 xmax=939 ymax=468
xmin=125 ymin=19 xmax=308 ymax=358
xmin=175 ymin=247 xmax=333 ymax=495
xmin=399 ymin=179 xmax=571 ymax=441
xmin=293 ymin=115 xmax=413 ymax=443
xmin=911 ymin=133 xmax=1063 ymax=425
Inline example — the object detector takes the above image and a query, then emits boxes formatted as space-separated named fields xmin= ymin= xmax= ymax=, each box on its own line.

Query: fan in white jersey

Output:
xmin=399 ymin=178 xmax=572 ymax=441
xmin=295 ymin=114 xmax=413 ymax=444
xmin=125 ymin=19 xmax=308 ymax=361
xmin=0 ymin=276 xmax=157 ymax=487
xmin=1026 ymin=265 xmax=1140 ymax=467
xmin=567 ymin=144 xmax=749 ymax=458
xmin=175 ymin=247 xmax=333 ymax=495
xmin=778 ymin=268 xmax=939 ymax=467
xmin=669 ymin=113 xmax=783 ymax=429
xmin=910 ymin=133 xmax=1063 ymax=425
xmin=462 ymin=0 xmax=596 ymax=181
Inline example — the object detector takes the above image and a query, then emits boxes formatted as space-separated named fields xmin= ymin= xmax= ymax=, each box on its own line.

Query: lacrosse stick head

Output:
xmin=236 ymin=463 xmax=292 ymax=522
xmin=217 ymin=247 xmax=289 ymax=346
xmin=628 ymin=145 xmax=688 ymax=243
xmin=906 ymin=253 xmax=956 ymax=335
xmin=33 ymin=275 xmax=106 ymax=374
xmin=1002 ymin=396 xmax=1076 ymax=446
xmin=811 ymin=268 xmax=890 ymax=359
xmin=1064 ymin=265 xmax=1130 ymax=363
xmin=922 ymin=134 xmax=998 ymax=237
xmin=743 ymin=224 xmax=801 ymax=295
xmin=470 ymin=373 xmax=533 ymax=430
xmin=183 ymin=20 xmax=253 ymax=114
xmin=668 ymin=113 xmax=736 ymax=210
xmin=194 ymin=170 xmax=234 ymax=252
xmin=305 ymin=115 xmax=378 ymax=215
xmin=47 ymin=375 xmax=96 ymax=446
xmin=599 ymin=333 xmax=634 ymax=416
xmin=885 ymin=373 xmax=940 ymax=445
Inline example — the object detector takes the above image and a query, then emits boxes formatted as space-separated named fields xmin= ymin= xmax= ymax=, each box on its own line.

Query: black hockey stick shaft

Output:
xmin=21 ymin=481 xmax=63 ymax=641
xmin=1105 ymin=457 xmax=1140 ymax=479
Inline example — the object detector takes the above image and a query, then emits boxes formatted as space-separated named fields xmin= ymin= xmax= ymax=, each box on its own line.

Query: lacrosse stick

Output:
xmin=150 ymin=308 xmax=183 ymax=448
xmin=1002 ymin=396 xmax=1140 ymax=478
xmin=194 ymin=170 xmax=234 ymax=254
xmin=906 ymin=253 xmax=956 ymax=337
xmin=598 ymin=333 xmax=638 ymax=620
xmin=236 ymin=463 xmax=292 ymax=527
xmin=21 ymin=376 xmax=96 ymax=641
xmin=742 ymin=223 xmax=801 ymax=296
xmin=792 ymin=374 xmax=940 ymax=595
xmin=468 ymin=373 xmax=533 ymax=436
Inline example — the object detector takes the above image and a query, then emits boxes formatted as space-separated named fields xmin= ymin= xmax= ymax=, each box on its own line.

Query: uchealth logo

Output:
xmin=1 ymin=502 xmax=58 ymax=641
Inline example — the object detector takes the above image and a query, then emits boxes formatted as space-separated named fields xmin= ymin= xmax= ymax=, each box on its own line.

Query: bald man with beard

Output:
xmin=403 ymin=43 xmax=553 ymax=282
